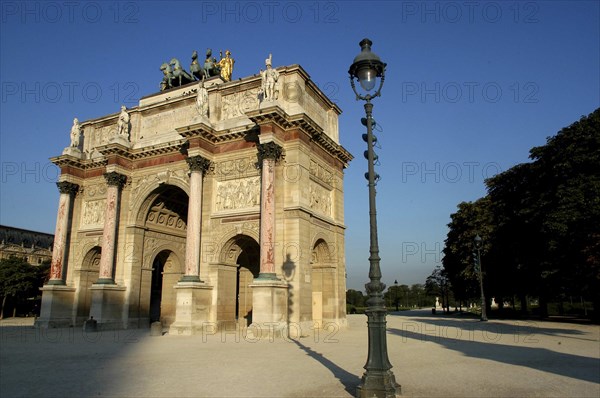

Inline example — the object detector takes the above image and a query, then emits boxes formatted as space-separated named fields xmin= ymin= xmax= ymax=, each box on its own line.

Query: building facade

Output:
xmin=0 ymin=225 xmax=53 ymax=265
xmin=36 ymin=63 xmax=352 ymax=336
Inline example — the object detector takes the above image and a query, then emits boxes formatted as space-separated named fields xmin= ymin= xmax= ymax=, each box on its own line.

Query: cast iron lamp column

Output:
xmin=350 ymin=38 xmax=401 ymax=398
xmin=394 ymin=280 xmax=399 ymax=311
xmin=474 ymin=234 xmax=488 ymax=321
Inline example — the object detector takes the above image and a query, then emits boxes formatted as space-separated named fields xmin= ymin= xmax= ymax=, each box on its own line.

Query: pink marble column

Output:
xmin=97 ymin=172 xmax=126 ymax=284
xmin=257 ymin=141 xmax=282 ymax=279
xmin=181 ymin=155 xmax=211 ymax=282
xmin=48 ymin=181 xmax=79 ymax=285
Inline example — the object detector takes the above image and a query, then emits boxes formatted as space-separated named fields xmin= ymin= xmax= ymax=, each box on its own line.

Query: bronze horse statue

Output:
xmin=190 ymin=50 xmax=204 ymax=81
xmin=203 ymin=49 xmax=221 ymax=79
xmin=160 ymin=63 xmax=174 ymax=91
xmin=170 ymin=58 xmax=195 ymax=87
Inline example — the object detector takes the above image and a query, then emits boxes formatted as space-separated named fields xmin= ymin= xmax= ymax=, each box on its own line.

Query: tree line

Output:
xmin=439 ymin=108 xmax=599 ymax=318
xmin=0 ymin=257 xmax=49 ymax=318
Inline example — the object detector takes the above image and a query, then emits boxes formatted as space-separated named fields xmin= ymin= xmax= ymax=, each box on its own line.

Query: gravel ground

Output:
xmin=1 ymin=310 xmax=598 ymax=397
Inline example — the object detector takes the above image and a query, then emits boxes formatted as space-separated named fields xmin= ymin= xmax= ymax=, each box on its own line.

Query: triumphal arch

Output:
xmin=36 ymin=53 xmax=352 ymax=336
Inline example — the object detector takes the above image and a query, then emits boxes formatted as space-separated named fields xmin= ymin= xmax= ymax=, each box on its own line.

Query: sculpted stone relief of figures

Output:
xmin=309 ymin=159 xmax=335 ymax=187
xmin=81 ymin=199 xmax=106 ymax=227
xmin=309 ymin=181 xmax=332 ymax=216
xmin=215 ymin=176 xmax=260 ymax=212
xmin=221 ymin=88 xmax=261 ymax=120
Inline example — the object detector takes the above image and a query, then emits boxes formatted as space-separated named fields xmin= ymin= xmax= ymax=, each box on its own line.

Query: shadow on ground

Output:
xmin=292 ymin=338 xmax=362 ymax=396
xmin=389 ymin=324 xmax=600 ymax=384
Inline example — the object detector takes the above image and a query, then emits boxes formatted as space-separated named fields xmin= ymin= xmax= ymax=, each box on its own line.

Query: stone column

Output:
xmin=169 ymin=155 xmax=214 ymax=335
xmin=181 ymin=155 xmax=211 ymax=282
xmin=249 ymin=140 xmax=288 ymax=337
xmin=36 ymin=181 xmax=79 ymax=328
xmin=97 ymin=171 xmax=127 ymax=284
xmin=48 ymin=181 xmax=79 ymax=285
xmin=257 ymin=141 xmax=283 ymax=279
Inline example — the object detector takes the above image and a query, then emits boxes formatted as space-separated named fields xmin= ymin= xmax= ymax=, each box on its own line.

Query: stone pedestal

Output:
xmin=35 ymin=285 xmax=76 ymax=328
xmin=88 ymin=284 xmax=126 ymax=330
xmin=249 ymin=279 xmax=289 ymax=337
xmin=62 ymin=147 xmax=82 ymax=157
xmin=168 ymin=282 xmax=213 ymax=336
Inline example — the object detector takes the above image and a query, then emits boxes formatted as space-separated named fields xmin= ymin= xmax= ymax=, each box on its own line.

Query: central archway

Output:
xmin=219 ymin=234 xmax=260 ymax=326
xmin=136 ymin=184 xmax=188 ymax=328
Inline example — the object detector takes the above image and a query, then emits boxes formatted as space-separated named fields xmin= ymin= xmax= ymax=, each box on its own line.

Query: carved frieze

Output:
xmin=215 ymin=176 xmax=260 ymax=212
xmin=309 ymin=159 xmax=335 ymax=187
xmin=85 ymin=183 xmax=107 ymax=198
xmin=213 ymin=157 xmax=257 ymax=180
xmin=81 ymin=199 xmax=106 ymax=227
xmin=309 ymin=181 xmax=332 ymax=216
xmin=221 ymin=88 xmax=260 ymax=120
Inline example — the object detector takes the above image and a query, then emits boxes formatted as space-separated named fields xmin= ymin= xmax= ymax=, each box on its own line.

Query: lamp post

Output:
xmin=474 ymin=234 xmax=488 ymax=321
xmin=349 ymin=38 xmax=400 ymax=398
xmin=394 ymin=280 xmax=399 ymax=311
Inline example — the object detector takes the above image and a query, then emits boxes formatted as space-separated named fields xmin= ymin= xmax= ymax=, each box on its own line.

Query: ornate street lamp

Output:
xmin=474 ymin=234 xmax=488 ymax=321
xmin=349 ymin=38 xmax=400 ymax=398
xmin=394 ymin=279 xmax=399 ymax=311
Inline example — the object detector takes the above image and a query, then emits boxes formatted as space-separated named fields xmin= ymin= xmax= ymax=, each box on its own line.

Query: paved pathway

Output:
xmin=1 ymin=311 xmax=598 ymax=397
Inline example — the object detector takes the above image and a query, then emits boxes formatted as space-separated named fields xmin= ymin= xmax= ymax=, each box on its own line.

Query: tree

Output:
xmin=442 ymin=198 xmax=494 ymax=309
xmin=425 ymin=266 xmax=452 ymax=312
xmin=0 ymin=257 xmax=49 ymax=318
xmin=346 ymin=289 xmax=366 ymax=308
xmin=442 ymin=108 xmax=600 ymax=318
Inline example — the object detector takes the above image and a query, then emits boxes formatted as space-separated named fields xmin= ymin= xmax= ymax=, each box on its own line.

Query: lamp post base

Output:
xmin=357 ymin=370 xmax=401 ymax=398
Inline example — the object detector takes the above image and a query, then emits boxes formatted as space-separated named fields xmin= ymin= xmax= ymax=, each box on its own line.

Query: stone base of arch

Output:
xmin=168 ymin=282 xmax=214 ymax=336
xmin=249 ymin=279 xmax=289 ymax=338
xmin=35 ymin=285 xmax=76 ymax=328
xmin=88 ymin=284 xmax=127 ymax=330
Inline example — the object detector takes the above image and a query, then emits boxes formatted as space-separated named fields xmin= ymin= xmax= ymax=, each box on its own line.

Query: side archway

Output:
xmin=311 ymin=239 xmax=336 ymax=326
xmin=76 ymin=246 xmax=101 ymax=323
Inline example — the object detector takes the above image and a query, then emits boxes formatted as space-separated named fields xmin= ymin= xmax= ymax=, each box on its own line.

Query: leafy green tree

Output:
xmin=443 ymin=108 xmax=600 ymax=318
xmin=487 ymin=108 xmax=600 ymax=316
xmin=346 ymin=289 xmax=366 ymax=308
xmin=0 ymin=257 xmax=48 ymax=318
xmin=425 ymin=266 xmax=452 ymax=312
xmin=442 ymin=198 xmax=494 ymax=309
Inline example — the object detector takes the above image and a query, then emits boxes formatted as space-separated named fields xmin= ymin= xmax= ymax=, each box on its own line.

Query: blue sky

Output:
xmin=1 ymin=1 xmax=599 ymax=291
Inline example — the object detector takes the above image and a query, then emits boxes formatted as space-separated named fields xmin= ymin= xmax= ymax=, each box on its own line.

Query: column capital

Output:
xmin=103 ymin=171 xmax=127 ymax=187
xmin=56 ymin=181 xmax=79 ymax=195
xmin=257 ymin=141 xmax=283 ymax=164
xmin=186 ymin=155 xmax=212 ymax=173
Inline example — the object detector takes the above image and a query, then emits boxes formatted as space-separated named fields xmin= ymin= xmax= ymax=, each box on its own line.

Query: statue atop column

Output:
xmin=70 ymin=118 xmax=81 ymax=147
xmin=62 ymin=117 xmax=83 ymax=156
xmin=117 ymin=105 xmax=130 ymax=139
xmin=217 ymin=50 xmax=234 ymax=82
xmin=261 ymin=54 xmax=279 ymax=101
xmin=109 ymin=105 xmax=132 ymax=148
xmin=195 ymin=79 xmax=209 ymax=118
